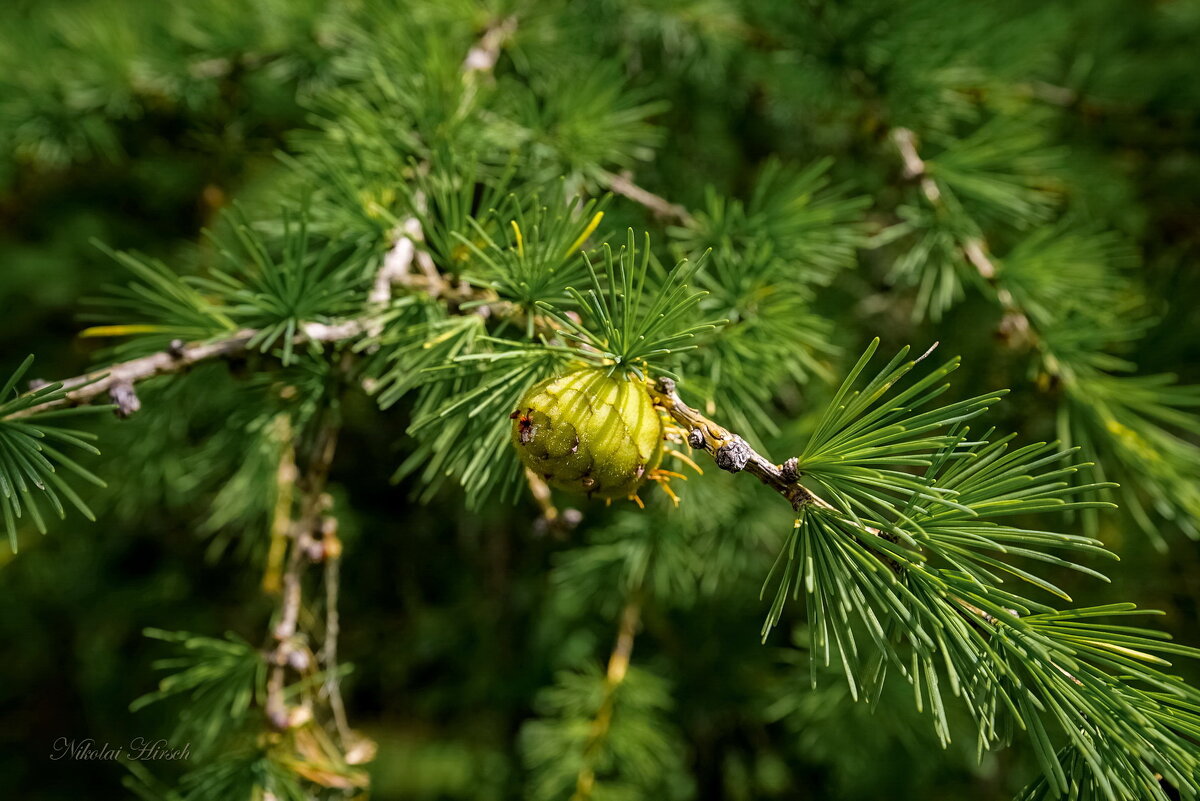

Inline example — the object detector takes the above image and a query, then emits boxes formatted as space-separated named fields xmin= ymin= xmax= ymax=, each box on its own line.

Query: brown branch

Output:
xmin=5 ymin=320 xmax=379 ymax=421
xmin=7 ymin=194 xmax=484 ymax=423
xmin=319 ymin=523 xmax=352 ymax=745
xmin=9 ymin=332 xmax=253 ymax=419
xmin=649 ymin=377 xmax=815 ymax=511
xmin=653 ymin=379 xmax=1077 ymax=700
xmin=7 ymin=212 xmax=482 ymax=423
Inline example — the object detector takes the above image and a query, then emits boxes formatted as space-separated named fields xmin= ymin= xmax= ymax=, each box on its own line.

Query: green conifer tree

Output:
xmin=2 ymin=1 xmax=1199 ymax=800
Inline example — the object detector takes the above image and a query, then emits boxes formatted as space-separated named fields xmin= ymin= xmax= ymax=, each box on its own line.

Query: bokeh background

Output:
xmin=1 ymin=1 xmax=1199 ymax=799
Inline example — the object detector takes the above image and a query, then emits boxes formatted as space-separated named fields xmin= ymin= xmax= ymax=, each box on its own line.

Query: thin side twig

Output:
xmin=462 ymin=16 xmax=518 ymax=74
xmin=572 ymin=597 xmax=642 ymax=801
xmin=524 ymin=468 xmax=582 ymax=537
xmin=889 ymin=127 xmax=1033 ymax=344
xmin=5 ymin=320 xmax=377 ymax=421
xmin=8 ymin=332 xmax=255 ymax=419
xmin=601 ymin=170 xmax=694 ymax=225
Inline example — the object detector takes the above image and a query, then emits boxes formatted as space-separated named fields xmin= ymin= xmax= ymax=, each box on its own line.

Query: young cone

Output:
xmin=511 ymin=369 xmax=664 ymax=500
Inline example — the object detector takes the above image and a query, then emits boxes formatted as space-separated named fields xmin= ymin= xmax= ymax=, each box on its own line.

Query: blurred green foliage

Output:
xmin=1 ymin=1 xmax=1199 ymax=800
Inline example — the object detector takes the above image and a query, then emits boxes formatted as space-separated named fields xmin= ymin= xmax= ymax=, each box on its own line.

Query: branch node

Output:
xmin=267 ymin=706 xmax=290 ymax=731
xmin=287 ymin=704 xmax=314 ymax=728
xmin=109 ymin=381 xmax=141 ymax=418
xmin=303 ymin=538 xmax=326 ymax=563
xmin=686 ymin=428 xmax=705 ymax=449
xmin=781 ymin=457 xmax=800 ymax=483
xmin=714 ymin=438 xmax=751 ymax=473
xmin=287 ymin=648 xmax=312 ymax=672
xmin=462 ymin=16 xmax=517 ymax=73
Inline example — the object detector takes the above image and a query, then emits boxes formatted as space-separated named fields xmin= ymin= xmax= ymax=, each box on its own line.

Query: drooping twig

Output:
xmin=319 ymin=523 xmax=353 ymax=744
xmin=266 ymin=412 xmax=341 ymax=731
xmin=261 ymin=13 xmax=531 ymax=744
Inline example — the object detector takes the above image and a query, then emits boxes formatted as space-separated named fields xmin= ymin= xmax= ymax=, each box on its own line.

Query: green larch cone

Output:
xmin=511 ymin=369 xmax=664 ymax=500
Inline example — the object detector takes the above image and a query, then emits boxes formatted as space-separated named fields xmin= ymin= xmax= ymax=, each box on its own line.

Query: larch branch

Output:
xmin=6 ymin=17 xmax=527 ymax=424
xmin=648 ymin=376 xmax=1031 ymax=637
